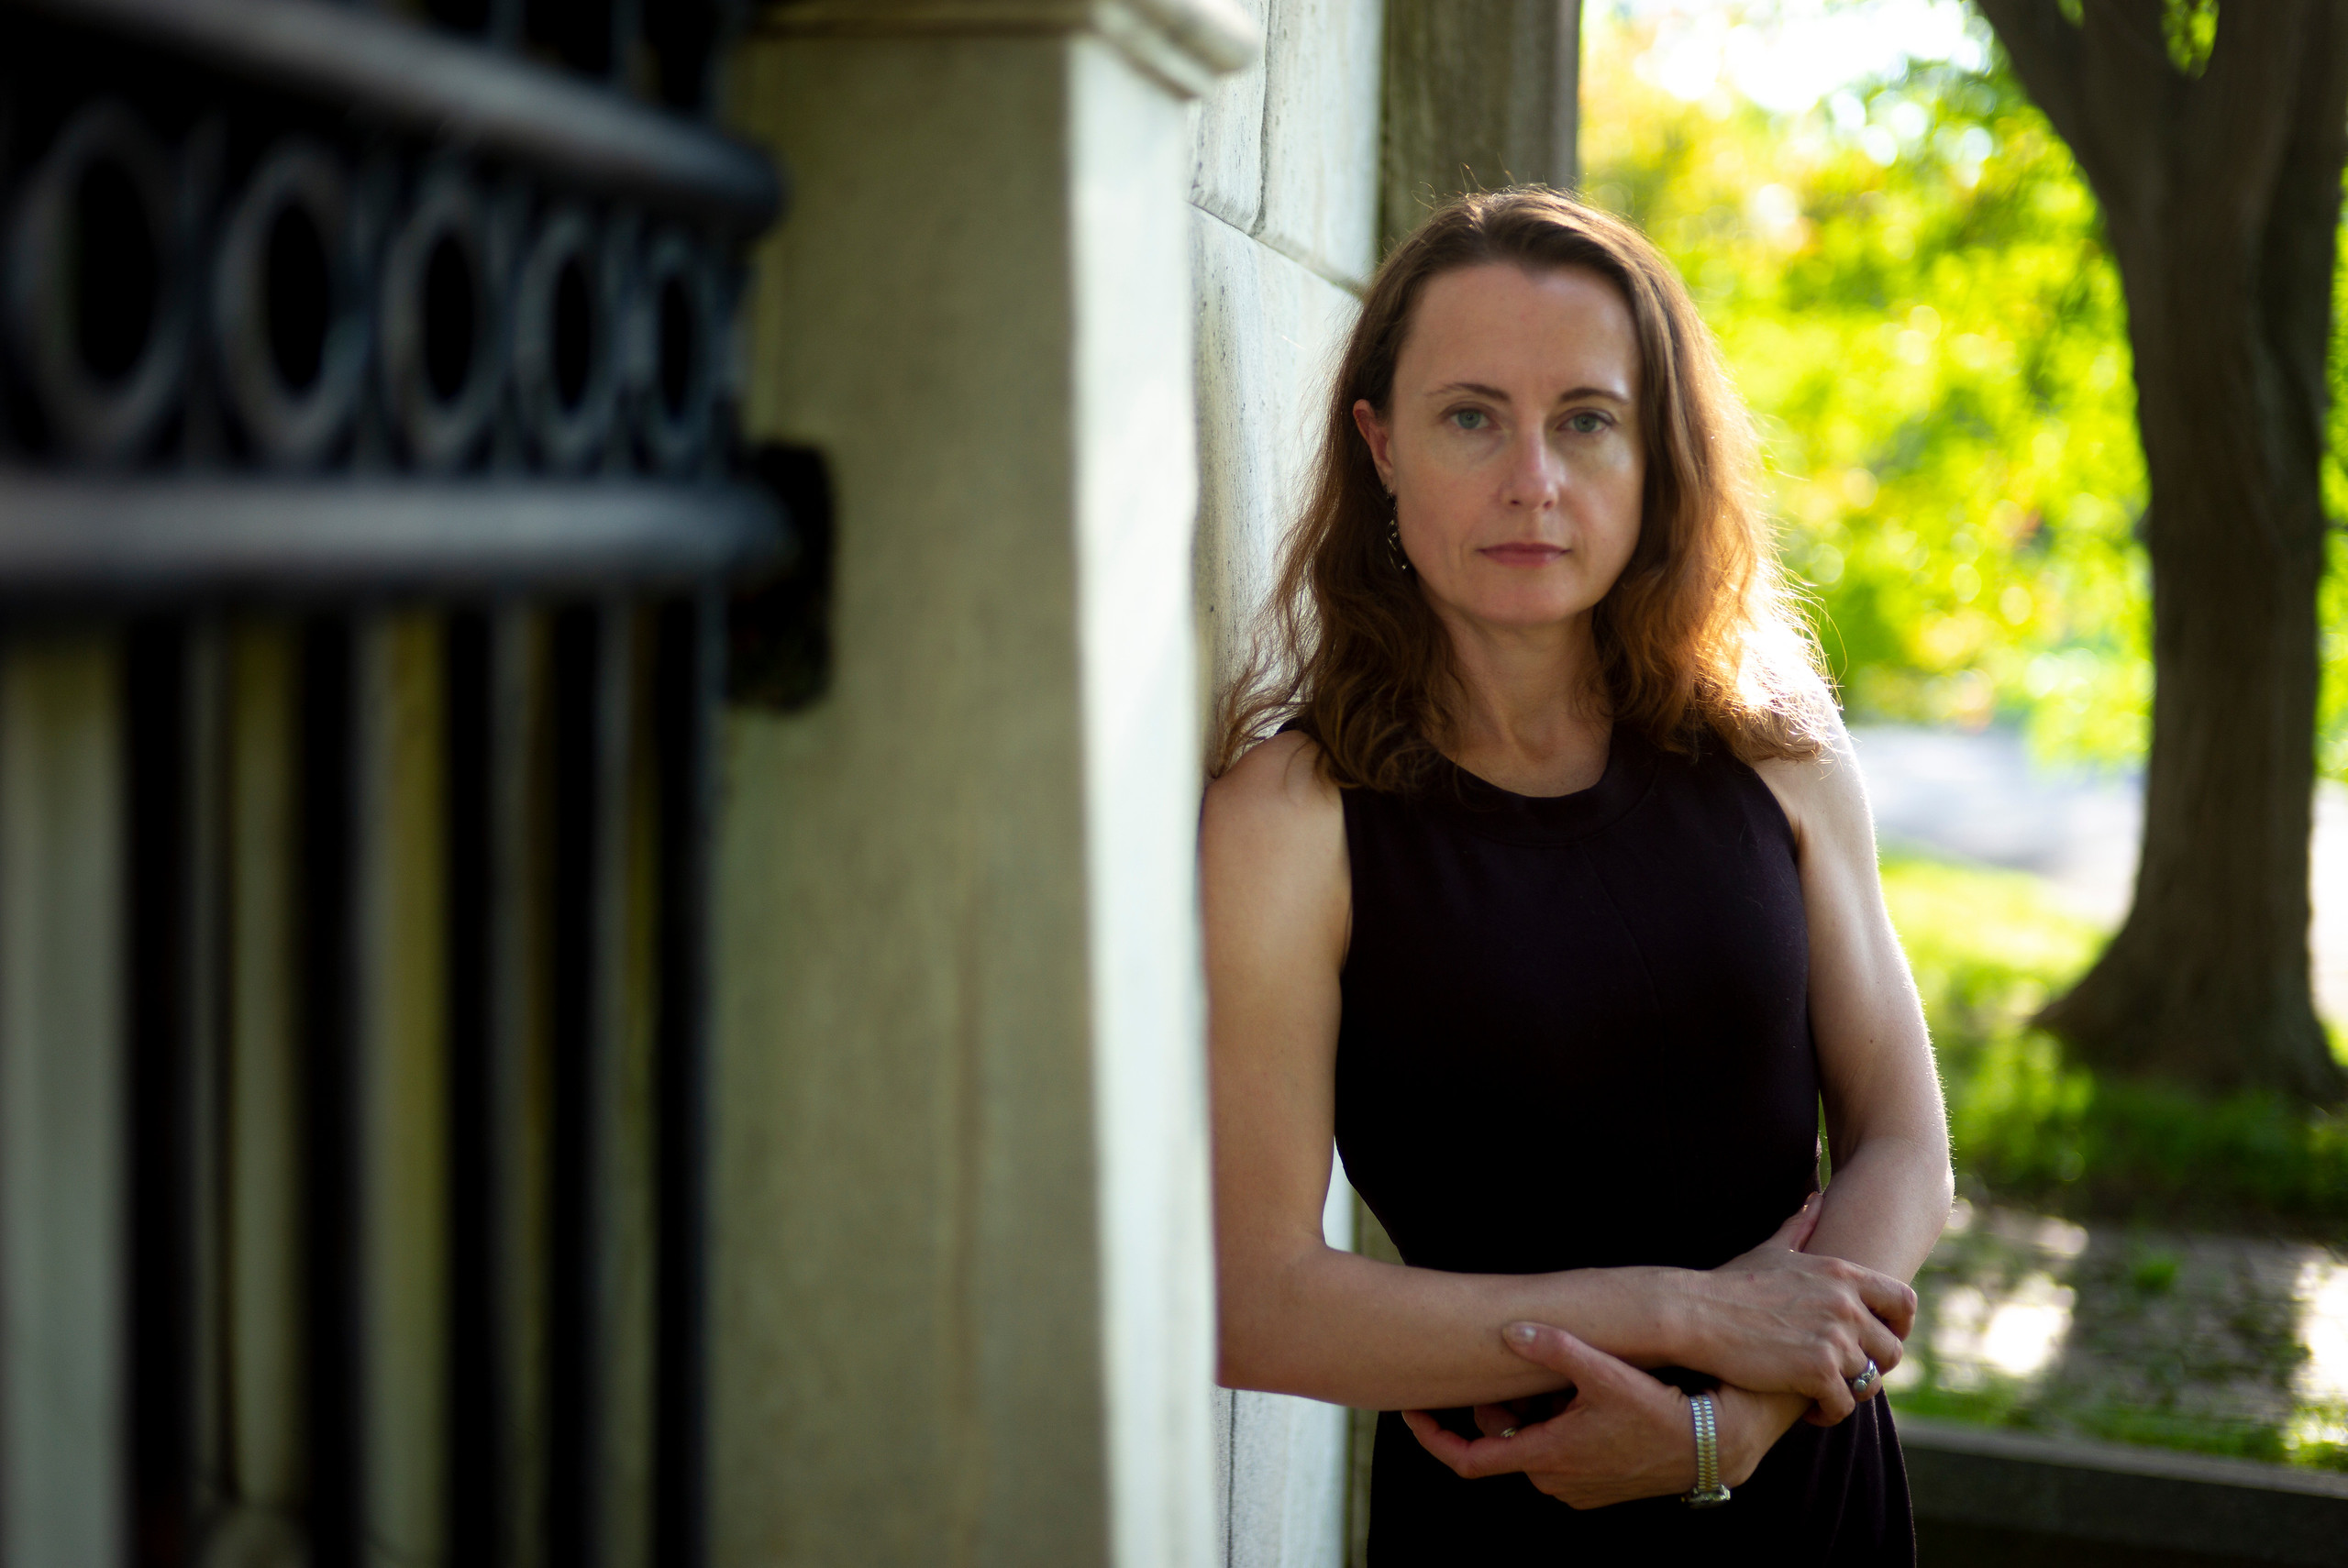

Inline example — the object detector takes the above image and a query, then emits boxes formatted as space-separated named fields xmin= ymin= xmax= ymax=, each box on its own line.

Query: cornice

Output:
xmin=759 ymin=0 xmax=1260 ymax=97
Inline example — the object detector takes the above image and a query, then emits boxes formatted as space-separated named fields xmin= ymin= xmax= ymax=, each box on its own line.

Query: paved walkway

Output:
xmin=1850 ymin=725 xmax=2348 ymax=1022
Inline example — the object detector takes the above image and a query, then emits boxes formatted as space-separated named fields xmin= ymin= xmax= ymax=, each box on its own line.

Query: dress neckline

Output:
xmin=1423 ymin=724 xmax=1661 ymax=845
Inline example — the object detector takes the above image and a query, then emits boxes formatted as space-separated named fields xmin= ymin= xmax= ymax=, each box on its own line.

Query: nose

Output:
xmin=1499 ymin=423 xmax=1563 ymax=510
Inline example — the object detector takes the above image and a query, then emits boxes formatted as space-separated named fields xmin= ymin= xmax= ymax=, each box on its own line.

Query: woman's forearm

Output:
xmin=1653 ymin=1134 xmax=1942 ymax=1402
xmin=1225 ymin=1185 xmax=1927 ymax=1413
xmin=1220 ymin=1244 xmax=1692 ymax=1411
xmin=1804 ymin=1130 xmax=1953 ymax=1286
xmin=1716 ymin=1385 xmax=1811 ymax=1485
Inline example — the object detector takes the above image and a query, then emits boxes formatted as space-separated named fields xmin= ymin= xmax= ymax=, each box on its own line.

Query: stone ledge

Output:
xmin=1899 ymin=1413 xmax=2348 ymax=1566
xmin=761 ymin=0 xmax=1258 ymax=96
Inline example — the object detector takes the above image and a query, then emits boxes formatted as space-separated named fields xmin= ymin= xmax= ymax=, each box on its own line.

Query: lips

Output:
xmin=1479 ymin=543 xmax=1567 ymax=567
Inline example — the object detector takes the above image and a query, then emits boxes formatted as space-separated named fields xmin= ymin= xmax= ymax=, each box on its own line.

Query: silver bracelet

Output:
xmin=1683 ymin=1391 xmax=1732 ymax=1508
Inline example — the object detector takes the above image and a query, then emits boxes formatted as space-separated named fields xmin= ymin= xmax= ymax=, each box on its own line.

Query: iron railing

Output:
xmin=0 ymin=2 xmax=786 ymax=1565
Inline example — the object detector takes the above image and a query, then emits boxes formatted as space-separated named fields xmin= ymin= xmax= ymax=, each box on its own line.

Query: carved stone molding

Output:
xmin=761 ymin=0 xmax=1259 ymax=96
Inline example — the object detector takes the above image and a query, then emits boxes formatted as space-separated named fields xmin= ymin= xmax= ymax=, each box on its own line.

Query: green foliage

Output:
xmin=2163 ymin=0 xmax=2219 ymax=77
xmin=1892 ymin=1380 xmax=2331 ymax=1467
xmin=1879 ymin=854 xmax=2348 ymax=1235
xmin=1878 ymin=852 xmax=2099 ymax=1049
xmin=1586 ymin=9 xmax=2348 ymax=778
xmin=2322 ymin=208 xmax=2348 ymax=777
xmin=2295 ymin=1424 xmax=2348 ymax=1474
xmin=1585 ymin=24 xmax=2151 ymax=763
xmin=2076 ymin=1402 xmax=2290 ymax=1463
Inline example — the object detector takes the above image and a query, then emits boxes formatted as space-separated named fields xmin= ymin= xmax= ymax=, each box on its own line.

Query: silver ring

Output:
xmin=1849 ymin=1358 xmax=1879 ymax=1395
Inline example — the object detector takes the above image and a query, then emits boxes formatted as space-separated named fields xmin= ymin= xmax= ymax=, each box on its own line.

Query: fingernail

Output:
xmin=1504 ymin=1321 xmax=1538 ymax=1348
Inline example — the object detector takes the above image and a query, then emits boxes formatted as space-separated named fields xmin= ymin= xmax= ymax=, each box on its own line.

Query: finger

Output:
xmin=1789 ymin=1191 xmax=1824 ymax=1251
xmin=1500 ymin=1321 xmax=1636 ymax=1396
xmin=1855 ymin=1270 xmax=1919 ymax=1339
xmin=1764 ymin=1195 xmax=1822 ymax=1253
xmin=1401 ymin=1408 xmax=1523 ymax=1481
xmin=1858 ymin=1317 xmax=1904 ymax=1386
xmin=1400 ymin=1409 xmax=1478 ymax=1477
xmin=1471 ymin=1403 xmax=1516 ymax=1440
xmin=1809 ymin=1364 xmax=1856 ymax=1423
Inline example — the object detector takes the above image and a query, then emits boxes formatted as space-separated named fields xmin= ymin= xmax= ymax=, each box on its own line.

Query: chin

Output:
xmin=1456 ymin=590 xmax=1598 ymax=628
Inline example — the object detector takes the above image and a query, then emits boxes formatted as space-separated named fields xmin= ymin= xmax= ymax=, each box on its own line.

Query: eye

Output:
xmin=1449 ymin=407 xmax=1491 ymax=432
xmin=1565 ymin=411 xmax=1611 ymax=435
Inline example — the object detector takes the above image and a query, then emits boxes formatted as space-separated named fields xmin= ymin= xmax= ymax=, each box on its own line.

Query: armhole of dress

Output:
xmin=1335 ymin=781 xmax=1361 ymax=978
xmin=1735 ymin=755 xmax=1805 ymax=863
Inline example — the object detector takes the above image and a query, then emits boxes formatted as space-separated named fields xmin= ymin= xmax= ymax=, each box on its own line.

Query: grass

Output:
xmin=1878 ymin=851 xmax=2348 ymax=1473
xmin=1880 ymin=853 xmax=2348 ymax=1236
xmin=1894 ymin=1379 xmax=2342 ymax=1468
xmin=1893 ymin=1381 xmax=2283 ymax=1462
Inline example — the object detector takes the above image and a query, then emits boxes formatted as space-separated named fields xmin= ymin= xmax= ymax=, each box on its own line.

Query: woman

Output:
xmin=1202 ymin=188 xmax=1953 ymax=1557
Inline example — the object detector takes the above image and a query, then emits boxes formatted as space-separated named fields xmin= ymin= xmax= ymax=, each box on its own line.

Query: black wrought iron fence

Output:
xmin=0 ymin=3 xmax=785 ymax=1565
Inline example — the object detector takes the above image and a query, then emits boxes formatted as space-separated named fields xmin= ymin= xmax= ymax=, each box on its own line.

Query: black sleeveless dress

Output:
xmin=1333 ymin=724 xmax=1914 ymax=1561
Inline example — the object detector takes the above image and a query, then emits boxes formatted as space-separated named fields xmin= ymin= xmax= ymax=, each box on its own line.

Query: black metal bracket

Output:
xmin=726 ymin=441 xmax=833 ymax=712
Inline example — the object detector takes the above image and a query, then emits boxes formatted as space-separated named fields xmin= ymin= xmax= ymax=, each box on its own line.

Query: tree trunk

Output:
xmin=1975 ymin=0 xmax=2348 ymax=1103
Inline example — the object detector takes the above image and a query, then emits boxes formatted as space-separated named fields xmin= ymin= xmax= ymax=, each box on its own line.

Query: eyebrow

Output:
xmin=1425 ymin=380 xmax=1632 ymax=404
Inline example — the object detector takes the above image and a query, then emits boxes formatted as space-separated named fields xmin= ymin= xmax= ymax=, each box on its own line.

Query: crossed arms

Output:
xmin=1202 ymin=724 xmax=1953 ymax=1505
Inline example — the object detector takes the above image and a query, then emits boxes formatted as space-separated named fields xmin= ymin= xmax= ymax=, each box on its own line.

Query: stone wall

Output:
xmin=1191 ymin=1 xmax=1379 ymax=728
xmin=708 ymin=0 xmax=1392 ymax=1556
xmin=714 ymin=7 xmax=1252 ymax=1563
xmin=1187 ymin=4 xmax=1383 ymax=1564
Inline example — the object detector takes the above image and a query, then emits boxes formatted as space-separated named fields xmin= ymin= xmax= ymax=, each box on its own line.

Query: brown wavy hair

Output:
xmin=1212 ymin=187 xmax=1829 ymax=790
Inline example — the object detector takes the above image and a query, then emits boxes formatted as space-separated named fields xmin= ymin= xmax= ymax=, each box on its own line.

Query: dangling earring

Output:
xmin=1386 ymin=506 xmax=1412 ymax=573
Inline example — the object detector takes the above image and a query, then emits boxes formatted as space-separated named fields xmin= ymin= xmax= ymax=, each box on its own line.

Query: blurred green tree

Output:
xmin=1585 ymin=2 xmax=2348 ymax=1104
xmin=1585 ymin=17 xmax=2154 ymax=763
xmin=1971 ymin=0 xmax=2348 ymax=1105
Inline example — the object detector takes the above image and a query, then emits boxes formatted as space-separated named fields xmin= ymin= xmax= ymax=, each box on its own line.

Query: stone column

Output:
xmin=1379 ymin=0 xmax=1582 ymax=249
xmin=715 ymin=5 xmax=1255 ymax=1564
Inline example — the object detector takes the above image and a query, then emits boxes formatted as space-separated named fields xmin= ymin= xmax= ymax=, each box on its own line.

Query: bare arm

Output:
xmin=1206 ymin=733 xmax=1912 ymax=1415
xmin=1707 ymin=718 xmax=1954 ymax=1462
xmin=1754 ymin=719 xmax=1954 ymax=1293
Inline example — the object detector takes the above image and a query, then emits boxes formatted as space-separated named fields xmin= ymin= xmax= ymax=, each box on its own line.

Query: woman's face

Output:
xmin=1354 ymin=262 xmax=1645 ymax=636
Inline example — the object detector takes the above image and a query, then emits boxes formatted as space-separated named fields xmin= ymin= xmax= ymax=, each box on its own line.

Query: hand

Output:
xmin=1401 ymin=1323 xmax=1700 ymax=1509
xmin=1678 ymin=1196 xmax=1915 ymax=1423
xmin=1710 ymin=1382 xmax=1811 ymax=1484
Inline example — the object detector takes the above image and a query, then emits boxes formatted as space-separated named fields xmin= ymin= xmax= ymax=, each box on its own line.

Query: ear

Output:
xmin=1352 ymin=399 xmax=1395 ymax=494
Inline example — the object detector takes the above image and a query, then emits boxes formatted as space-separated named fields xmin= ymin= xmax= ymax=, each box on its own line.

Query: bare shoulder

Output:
xmin=1748 ymin=708 xmax=1873 ymax=860
xmin=1201 ymin=731 xmax=1349 ymax=960
xmin=1204 ymin=731 xmax=1345 ymax=845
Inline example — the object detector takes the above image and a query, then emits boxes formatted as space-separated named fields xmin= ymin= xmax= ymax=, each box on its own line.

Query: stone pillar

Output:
xmin=714 ymin=5 xmax=1255 ymax=1564
xmin=1187 ymin=3 xmax=1383 ymax=1563
xmin=1379 ymin=0 xmax=1582 ymax=249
